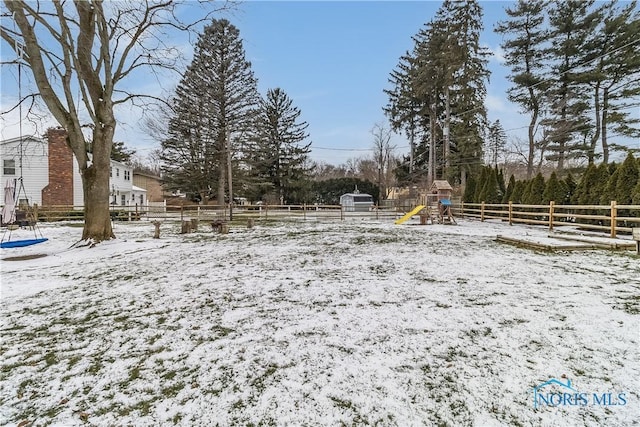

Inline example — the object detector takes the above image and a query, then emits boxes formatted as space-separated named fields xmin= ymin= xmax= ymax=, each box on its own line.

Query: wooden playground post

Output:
xmin=508 ymin=201 xmax=513 ymax=226
xmin=548 ymin=201 xmax=555 ymax=231
xmin=481 ymin=202 xmax=485 ymax=222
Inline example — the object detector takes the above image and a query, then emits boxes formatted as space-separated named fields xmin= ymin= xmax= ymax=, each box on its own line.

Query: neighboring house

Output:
xmin=0 ymin=128 xmax=145 ymax=208
xmin=133 ymin=171 xmax=166 ymax=202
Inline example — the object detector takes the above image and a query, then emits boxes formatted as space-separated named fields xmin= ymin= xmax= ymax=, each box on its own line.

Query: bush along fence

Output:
xmin=457 ymin=201 xmax=640 ymax=238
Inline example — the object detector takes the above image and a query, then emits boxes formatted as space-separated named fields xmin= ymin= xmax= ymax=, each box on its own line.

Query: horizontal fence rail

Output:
xmin=2 ymin=203 xmax=401 ymax=224
xmin=456 ymin=201 xmax=640 ymax=238
xmin=4 ymin=201 xmax=639 ymax=238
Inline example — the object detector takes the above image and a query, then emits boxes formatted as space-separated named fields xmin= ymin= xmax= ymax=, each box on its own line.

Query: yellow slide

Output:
xmin=394 ymin=205 xmax=426 ymax=225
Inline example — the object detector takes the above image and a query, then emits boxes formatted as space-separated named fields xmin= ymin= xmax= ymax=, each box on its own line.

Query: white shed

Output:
xmin=340 ymin=192 xmax=374 ymax=212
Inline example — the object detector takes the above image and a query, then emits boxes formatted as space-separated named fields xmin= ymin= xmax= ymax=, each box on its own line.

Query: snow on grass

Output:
xmin=1 ymin=218 xmax=638 ymax=426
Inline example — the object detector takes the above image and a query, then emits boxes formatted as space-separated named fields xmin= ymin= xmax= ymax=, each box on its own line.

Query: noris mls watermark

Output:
xmin=532 ymin=378 xmax=627 ymax=409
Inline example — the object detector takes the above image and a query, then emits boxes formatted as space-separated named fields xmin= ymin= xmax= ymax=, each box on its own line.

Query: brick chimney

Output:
xmin=41 ymin=128 xmax=74 ymax=206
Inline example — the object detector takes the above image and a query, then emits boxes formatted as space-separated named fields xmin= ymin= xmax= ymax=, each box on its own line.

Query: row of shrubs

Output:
xmin=465 ymin=153 xmax=640 ymax=207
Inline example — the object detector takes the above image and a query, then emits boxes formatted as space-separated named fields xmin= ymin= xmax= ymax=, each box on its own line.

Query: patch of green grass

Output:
xmin=129 ymin=366 xmax=141 ymax=381
xmin=44 ymin=352 xmax=57 ymax=367
xmin=162 ymin=370 xmax=177 ymax=380
xmin=161 ymin=381 xmax=185 ymax=398
xmin=67 ymin=355 xmax=82 ymax=369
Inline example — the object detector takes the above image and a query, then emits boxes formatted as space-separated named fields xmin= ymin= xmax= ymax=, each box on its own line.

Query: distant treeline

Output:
xmin=464 ymin=153 xmax=640 ymax=207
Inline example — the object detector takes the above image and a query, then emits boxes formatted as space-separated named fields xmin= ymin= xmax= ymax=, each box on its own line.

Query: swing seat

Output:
xmin=1 ymin=238 xmax=48 ymax=249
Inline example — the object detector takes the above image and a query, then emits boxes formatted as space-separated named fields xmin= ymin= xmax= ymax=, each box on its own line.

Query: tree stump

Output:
xmin=181 ymin=220 xmax=192 ymax=234
xmin=247 ymin=218 xmax=255 ymax=229
xmin=220 ymin=224 xmax=230 ymax=234
xmin=190 ymin=218 xmax=199 ymax=232
xmin=152 ymin=221 xmax=161 ymax=239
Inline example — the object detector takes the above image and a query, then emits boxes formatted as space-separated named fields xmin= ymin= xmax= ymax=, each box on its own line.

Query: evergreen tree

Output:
xmin=503 ymin=174 xmax=516 ymax=203
xmin=543 ymin=172 xmax=567 ymax=204
xmin=563 ymin=172 xmax=577 ymax=204
xmin=632 ymin=179 xmax=640 ymax=207
xmin=601 ymin=165 xmax=620 ymax=205
xmin=497 ymin=167 xmax=506 ymax=197
xmin=463 ymin=176 xmax=477 ymax=203
xmin=246 ymin=88 xmax=311 ymax=203
xmin=161 ymin=19 xmax=259 ymax=203
xmin=435 ymin=0 xmax=490 ymax=184
xmin=580 ymin=1 xmax=640 ymax=163
xmin=495 ymin=0 xmax=549 ymax=178
xmin=511 ymin=179 xmax=526 ymax=204
xmin=480 ymin=167 xmax=501 ymax=204
xmin=615 ymin=153 xmax=639 ymax=205
xmin=592 ymin=163 xmax=611 ymax=204
xmin=487 ymin=120 xmax=507 ymax=166
xmin=543 ymin=0 xmax=599 ymax=171
xmin=525 ymin=172 xmax=546 ymax=205
xmin=386 ymin=0 xmax=489 ymax=186
xmin=110 ymin=142 xmax=136 ymax=163
xmin=474 ymin=166 xmax=489 ymax=203
xmin=573 ymin=163 xmax=599 ymax=204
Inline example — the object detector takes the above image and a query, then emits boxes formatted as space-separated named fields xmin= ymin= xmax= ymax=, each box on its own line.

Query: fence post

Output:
xmin=460 ymin=201 xmax=464 ymax=218
xmin=481 ymin=202 xmax=485 ymax=222
xmin=610 ymin=201 xmax=617 ymax=238
xmin=549 ymin=201 xmax=555 ymax=231
xmin=341 ymin=205 xmax=344 ymax=221
xmin=304 ymin=203 xmax=307 ymax=220
xmin=508 ymin=201 xmax=513 ymax=226
xmin=376 ymin=203 xmax=379 ymax=220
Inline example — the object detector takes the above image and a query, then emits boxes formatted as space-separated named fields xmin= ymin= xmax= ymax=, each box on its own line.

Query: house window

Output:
xmin=3 ymin=159 xmax=16 ymax=175
xmin=121 ymin=194 xmax=126 ymax=206
xmin=124 ymin=170 xmax=130 ymax=181
xmin=116 ymin=168 xmax=120 ymax=177
xmin=110 ymin=167 xmax=112 ymax=177
xmin=139 ymin=194 xmax=144 ymax=205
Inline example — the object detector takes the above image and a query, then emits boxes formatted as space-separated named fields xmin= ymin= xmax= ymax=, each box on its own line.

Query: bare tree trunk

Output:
xmin=409 ymin=118 xmax=415 ymax=175
xmin=218 ymin=133 xmax=226 ymax=207
xmin=81 ymin=128 xmax=114 ymax=241
xmin=601 ymin=87 xmax=610 ymax=164
xmin=227 ymin=140 xmax=233 ymax=221
xmin=587 ymin=82 xmax=601 ymax=165
xmin=527 ymin=87 xmax=539 ymax=180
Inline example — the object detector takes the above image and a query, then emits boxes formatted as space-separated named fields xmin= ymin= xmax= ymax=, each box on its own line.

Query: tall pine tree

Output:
xmin=246 ymin=88 xmax=312 ymax=203
xmin=161 ymin=19 xmax=259 ymax=203
xmin=495 ymin=0 xmax=549 ymax=179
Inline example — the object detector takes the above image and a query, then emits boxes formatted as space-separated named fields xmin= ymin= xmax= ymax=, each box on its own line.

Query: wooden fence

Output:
xmin=457 ymin=201 xmax=640 ymax=238
xmin=18 ymin=203 xmax=399 ymax=223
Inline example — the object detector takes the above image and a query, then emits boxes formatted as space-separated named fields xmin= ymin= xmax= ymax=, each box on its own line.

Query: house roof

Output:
xmin=0 ymin=135 xmax=45 ymax=146
xmin=430 ymin=180 xmax=453 ymax=191
xmin=341 ymin=193 xmax=373 ymax=197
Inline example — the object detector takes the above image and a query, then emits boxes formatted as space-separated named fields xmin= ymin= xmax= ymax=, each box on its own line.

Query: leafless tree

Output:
xmin=0 ymin=0 xmax=230 ymax=242
xmin=370 ymin=123 xmax=396 ymax=200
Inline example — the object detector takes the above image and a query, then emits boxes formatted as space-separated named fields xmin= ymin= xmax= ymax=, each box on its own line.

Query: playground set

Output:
xmin=395 ymin=180 xmax=457 ymax=226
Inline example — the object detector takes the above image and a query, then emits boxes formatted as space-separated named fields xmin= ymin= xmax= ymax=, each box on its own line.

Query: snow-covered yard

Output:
xmin=1 ymin=218 xmax=638 ymax=426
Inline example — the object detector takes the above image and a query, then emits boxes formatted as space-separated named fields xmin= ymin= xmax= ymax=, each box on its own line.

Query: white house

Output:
xmin=0 ymin=129 xmax=146 ymax=209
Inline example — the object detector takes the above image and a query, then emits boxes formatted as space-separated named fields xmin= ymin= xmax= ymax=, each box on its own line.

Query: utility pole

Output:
xmin=227 ymin=130 xmax=233 ymax=221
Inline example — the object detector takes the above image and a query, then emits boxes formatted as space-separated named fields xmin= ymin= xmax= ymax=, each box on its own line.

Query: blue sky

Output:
xmin=1 ymin=1 xmax=636 ymax=166
xmin=229 ymin=0 xmax=515 ymax=164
